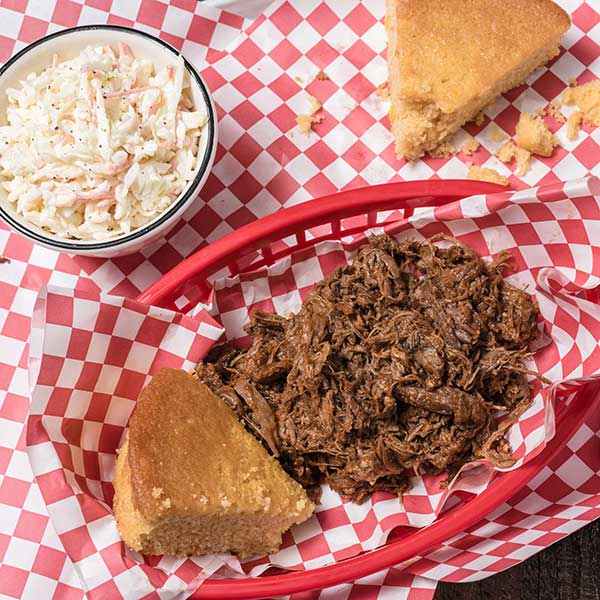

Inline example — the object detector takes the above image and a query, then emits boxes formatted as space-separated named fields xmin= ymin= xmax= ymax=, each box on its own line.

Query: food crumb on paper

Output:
xmin=315 ymin=70 xmax=329 ymax=81
xmin=466 ymin=163 xmax=510 ymax=186
xmin=496 ymin=141 xmax=531 ymax=176
xmin=460 ymin=137 xmax=480 ymax=156
xmin=491 ymin=124 xmax=508 ymax=142
xmin=546 ymin=99 xmax=567 ymax=123
xmin=294 ymin=75 xmax=304 ymax=84
xmin=562 ymin=80 xmax=600 ymax=138
xmin=567 ymin=111 xmax=584 ymax=140
xmin=308 ymin=96 xmax=322 ymax=115
xmin=0 ymin=256 xmax=9 ymax=264
xmin=494 ymin=113 xmax=556 ymax=177
xmin=473 ymin=111 xmax=486 ymax=126
xmin=515 ymin=113 xmax=557 ymax=157
xmin=295 ymin=95 xmax=324 ymax=135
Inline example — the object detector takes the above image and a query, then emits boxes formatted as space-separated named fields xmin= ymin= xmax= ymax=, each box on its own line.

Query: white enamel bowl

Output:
xmin=0 ymin=25 xmax=217 ymax=257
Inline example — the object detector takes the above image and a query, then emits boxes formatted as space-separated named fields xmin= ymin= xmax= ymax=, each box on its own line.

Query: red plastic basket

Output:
xmin=137 ymin=180 xmax=599 ymax=599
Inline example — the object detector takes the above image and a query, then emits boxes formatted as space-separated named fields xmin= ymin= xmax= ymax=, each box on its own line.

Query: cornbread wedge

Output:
xmin=113 ymin=368 xmax=313 ymax=558
xmin=386 ymin=0 xmax=570 ymax=159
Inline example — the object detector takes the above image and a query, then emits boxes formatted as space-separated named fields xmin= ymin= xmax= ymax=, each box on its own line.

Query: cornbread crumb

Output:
xmin=294 ymin=75 xmax=303 ymax=84
xmin=495 ymin=112 xmax=556 ymax=176
xmin=151 ymin=487 xmax=163 ymax=499
xmin=473 ymin=111 xmax=486 ymax=127
xmin=547 ymin=99 xmax=567 ymax=123
xmin=497 ymin=141 xmax=532 ymax=176
xmin=566 ymin=111 xmax=584 ymax=140
xmin=296 ymin=114 xmax=316 ymax=135
xmin=295 ymin=96 xmax=324 ymax=135
xmin=375 ymin=81 xmax=390 ymax=100
xmin=562 ymin=80 xmax=600 ymax=124
xmin=161 ymin=498 xmax=171 ymax=510
xmin=309 ymin=96 xmax=321 ymax=114
xmin=515 ymin=112 xmax=557 ymax=156
xmin=460 ymin=137 xmax=480 ymax=155
xmin=496 ymin=141 xmax=515 ymax=162
xmin=220 ymin=496 xmax=232 ymax=508
xmin=315 ymin=71 xmax=329 ymax=81
xmin=467 ymin=164 xmax=510 ymax=186
xmin=491 ymin=125 xmax=507 ymax=142
xmin=563 ymin=80 xmax=600 ymax=139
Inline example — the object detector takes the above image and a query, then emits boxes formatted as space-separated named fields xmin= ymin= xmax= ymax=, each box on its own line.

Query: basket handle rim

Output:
xmin=136 ymin=179 xmax=506 ymax=307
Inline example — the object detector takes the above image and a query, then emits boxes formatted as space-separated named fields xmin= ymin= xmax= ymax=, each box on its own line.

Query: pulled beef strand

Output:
xmin=195 ymin=236 xmax=540 ymax=503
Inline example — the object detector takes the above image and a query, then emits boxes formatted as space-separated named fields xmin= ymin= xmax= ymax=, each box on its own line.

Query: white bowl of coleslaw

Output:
xmin=0 ymin=25 xmax=217 ymax=257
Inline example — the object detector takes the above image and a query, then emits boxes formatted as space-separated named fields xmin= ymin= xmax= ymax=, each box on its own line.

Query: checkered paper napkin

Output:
xmin=25 ymin=178 xmax=600 ymax=598
xmin=26 ymin=287 xmax=226 ymax=599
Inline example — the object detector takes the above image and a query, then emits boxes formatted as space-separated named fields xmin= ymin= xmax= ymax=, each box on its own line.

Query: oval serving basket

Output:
xmin=137 ymin=179 xmax=600 ymax=599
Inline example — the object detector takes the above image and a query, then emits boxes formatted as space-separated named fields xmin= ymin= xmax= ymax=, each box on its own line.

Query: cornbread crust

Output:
xmin=114 ymin=369 xmax=313 ymax=557
xmin=386 ymin=0 xmax=570 ymax=159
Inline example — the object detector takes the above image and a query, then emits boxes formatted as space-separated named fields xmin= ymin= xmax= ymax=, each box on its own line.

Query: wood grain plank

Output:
xmin=435 ymin=521 xmax=599 ymax=600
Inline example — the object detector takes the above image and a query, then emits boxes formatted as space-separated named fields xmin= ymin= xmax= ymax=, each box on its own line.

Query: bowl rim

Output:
xmin=0 ymin=24 xmax=217 ymax=251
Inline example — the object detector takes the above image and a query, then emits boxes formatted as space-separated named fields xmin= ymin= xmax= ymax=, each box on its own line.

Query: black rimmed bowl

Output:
xmin=0 ymin=25 xmax=217 ymax=257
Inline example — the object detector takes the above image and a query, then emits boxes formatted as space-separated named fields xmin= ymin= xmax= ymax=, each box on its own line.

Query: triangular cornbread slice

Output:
xmin=113 ymin=368 xmax=313 ymax=557
xmin=386 ymin=0 xmax=570 ymax=159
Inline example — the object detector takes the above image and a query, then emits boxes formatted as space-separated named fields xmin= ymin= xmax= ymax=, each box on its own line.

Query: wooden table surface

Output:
xmin=435 ymin=520 xmax=599 ymax=599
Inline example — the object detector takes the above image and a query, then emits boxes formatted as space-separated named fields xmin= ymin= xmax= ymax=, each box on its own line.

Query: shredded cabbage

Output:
xmin=0 ymin=44 xmax=208 ymax=240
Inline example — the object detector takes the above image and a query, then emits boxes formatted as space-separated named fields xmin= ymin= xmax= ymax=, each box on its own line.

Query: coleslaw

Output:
xmin=0 ymin=44 xmax=208 ymax=240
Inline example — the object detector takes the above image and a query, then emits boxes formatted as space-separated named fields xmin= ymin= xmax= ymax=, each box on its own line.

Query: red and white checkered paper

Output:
xmin=27 ymin=286 xmax=225 ymax=598
xmin=22 ymin=178 xmax=600 ymax=599
xmin=0 ymin=0 xmax=599 ymax=599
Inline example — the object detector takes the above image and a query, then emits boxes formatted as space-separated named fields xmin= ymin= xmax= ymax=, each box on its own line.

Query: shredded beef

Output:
xmin=195 ymin=235 xmax=541 ymax=503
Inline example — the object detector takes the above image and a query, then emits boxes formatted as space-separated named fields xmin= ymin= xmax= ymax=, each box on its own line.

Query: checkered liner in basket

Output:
xmin=27 ymin=288 xmax=226 ymax=598
xmin=26 ymin=177 xmax=600 ymax=595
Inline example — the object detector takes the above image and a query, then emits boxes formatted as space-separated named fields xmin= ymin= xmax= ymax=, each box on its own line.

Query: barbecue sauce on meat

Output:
xmin=196 ymin=236 xmax=540 ymax=503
